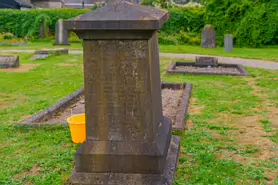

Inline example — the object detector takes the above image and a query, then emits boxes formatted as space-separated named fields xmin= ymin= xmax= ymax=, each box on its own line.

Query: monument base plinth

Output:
xmin=68 ymin=136 xmax=180 ymax=185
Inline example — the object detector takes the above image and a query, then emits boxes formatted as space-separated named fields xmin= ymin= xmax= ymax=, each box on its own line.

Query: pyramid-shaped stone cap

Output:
xmin=64 ymin=1 xmax=169 ymax=31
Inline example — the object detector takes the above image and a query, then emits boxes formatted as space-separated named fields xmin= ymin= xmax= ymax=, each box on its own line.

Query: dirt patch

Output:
xmin=0 ymin=93 xmax=26 ymax=110
xmin=56 ymin=63 xmax=77 ymax=67
xmin=13 ymin=164 xmax=42 ymax=180
xmin=67 ymin=59 xmax=78 ymax=63
xmin=265 ymin=172 xmax=277 ymax=185
xmin=188 ymin=98 xmax=204 ymax=115
xmin=245 ymin=77 xmax=268 ymax=99
xmin=267 ymin=106 xmax=278 ymax=130
xmin=214 ymin=115 xmax=278 ymax=162
xmin=0 ymin=64 xmax=40 ymax=73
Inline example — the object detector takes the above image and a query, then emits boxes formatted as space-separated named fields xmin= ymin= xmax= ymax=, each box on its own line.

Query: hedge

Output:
xmin=0 ymin=1 xmax=277 ymax=47
xmin=0 ymin=9 xmax=90 ymax=39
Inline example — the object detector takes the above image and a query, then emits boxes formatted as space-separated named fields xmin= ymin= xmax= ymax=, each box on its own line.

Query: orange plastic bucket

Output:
xmin=67 ymin=114 xmax=86 ymax=144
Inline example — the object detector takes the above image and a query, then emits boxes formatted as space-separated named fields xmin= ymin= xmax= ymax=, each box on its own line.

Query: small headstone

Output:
xmin=54 ymin=19 xmax=70 ymax=46
xmin=224 ymin=34 xmax=233 ymax=52
xmin=202 ymin=24 xmax=216 ymax=48
xmin=40 ymin=19 xmax=47 ymax=38
xmin=196 ymin=56 xmax=218 ymax=67
xmin=0 ymin=55 xmax=20 ymax=68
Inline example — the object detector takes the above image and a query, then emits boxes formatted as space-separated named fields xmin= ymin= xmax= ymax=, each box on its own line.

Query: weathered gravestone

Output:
xmin=54 ymin=19 xmax=70 ymax=46
xmin=0 ymin=55 xmax=20 ymax=68
xmin=224 ymin=34 xmax=233 ymax=52
xmin=202 ymin=24 xmax=216 ymax=48
xmin=40 ymin=19 xmax=47 ymax=38
xmin=196 ymin=56 xmax=218 ymax=67
xmin=64 ymin=1 xmax=180 ymax=184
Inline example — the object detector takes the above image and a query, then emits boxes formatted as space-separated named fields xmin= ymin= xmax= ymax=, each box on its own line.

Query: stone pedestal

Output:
xmin=54 ymin=19 xmax=70 ymax=46
xmin=202 ymin=24 xmax=216 ymax=48
xmin=64 ymin=1 xmax=180 ymax=185
xmin=224 ymin=34 xmax=233 ymax=52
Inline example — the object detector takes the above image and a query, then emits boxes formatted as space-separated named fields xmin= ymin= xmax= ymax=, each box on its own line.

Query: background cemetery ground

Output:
xmin=0 ymin=53 xmax=277 ymax=184
xmin=1 ymin=42 xmax=278 ymax=61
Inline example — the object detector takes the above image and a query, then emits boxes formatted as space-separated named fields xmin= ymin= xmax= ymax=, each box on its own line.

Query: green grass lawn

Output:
xmin=1 ymin=41 xmax=278 ymax=61
xmin=0 ymin=54 xmax=277 ymax=184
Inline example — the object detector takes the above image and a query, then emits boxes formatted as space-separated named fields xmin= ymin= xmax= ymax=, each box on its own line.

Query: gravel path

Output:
xmin=1 ymin=49 xmax=277 ymax=70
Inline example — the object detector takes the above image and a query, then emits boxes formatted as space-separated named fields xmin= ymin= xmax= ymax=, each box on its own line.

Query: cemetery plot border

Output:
xmin=162 ymin=82 xmax=192 ymax=131
xmin=17 ymin=83 xmax=192 ymax=131
xmin=167 ymin=62 xmax=249 ymax=76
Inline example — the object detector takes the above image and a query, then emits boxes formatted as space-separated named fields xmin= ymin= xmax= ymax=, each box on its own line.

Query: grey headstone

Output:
xmin=64 ymin=1 xmax=180 ymax=184
xmin=0 ymin=55 xmax=20 ymax=68
xmin=54 ymin=19 xmax=70 ymax=46
xmin=202 ymin=24 xmax=216 ymax=48
xmin=196 ymin=56 xmax=218 ymax=67
xmin=40 ymin=19 xmax=47 ymax=38
xmin=224 ymin=34 xmax=233 ymax=52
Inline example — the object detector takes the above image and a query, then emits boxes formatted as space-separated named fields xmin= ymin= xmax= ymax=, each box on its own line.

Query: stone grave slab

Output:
xmin=30 ymin=48 xmax=69 ymax=60
xmin=196 ymin=56 xmax=218 ymax=67
xmin=0 ymin=55 xmax=20 ymax=68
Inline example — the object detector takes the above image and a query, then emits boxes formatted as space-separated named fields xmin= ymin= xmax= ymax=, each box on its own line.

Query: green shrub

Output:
xmin=0 ymin=9 xmax=90 ymax=39
xmin=204 ymin=0 xmax=278 ymax=47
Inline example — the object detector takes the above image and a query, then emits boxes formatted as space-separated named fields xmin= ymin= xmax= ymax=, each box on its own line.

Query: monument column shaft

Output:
xmin=83 ymin=33 xmax=163 ymax=142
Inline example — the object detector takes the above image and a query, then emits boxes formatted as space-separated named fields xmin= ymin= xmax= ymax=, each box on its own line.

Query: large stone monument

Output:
xmin=64 ymin=1 xmax=180 ymax=184
xmin=54 ymin=19 xmax=70 ymax=46
xmin=202 ymin=24 xmax=216 ymax=48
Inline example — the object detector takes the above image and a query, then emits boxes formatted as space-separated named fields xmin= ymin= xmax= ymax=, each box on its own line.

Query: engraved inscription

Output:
xmin=84 ymin=40 xmax=155 ymax=141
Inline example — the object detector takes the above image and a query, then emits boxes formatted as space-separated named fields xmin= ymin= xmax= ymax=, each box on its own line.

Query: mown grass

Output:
xmin=1 ymin=41 xmax=278 ymax=61
xmin=0 ymin=54 xmax=277 ymax=184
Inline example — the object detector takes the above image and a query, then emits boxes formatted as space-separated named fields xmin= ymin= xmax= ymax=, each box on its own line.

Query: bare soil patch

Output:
xmin=0 ymin=64 xmax=40 ymax=73
xmin=13 ymin=164 xmax=42 ymax=180
xmin=56 ymin=63 xmax=77 ymax=67
xmin=0 ymin=93 xmax=26 ymax=110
